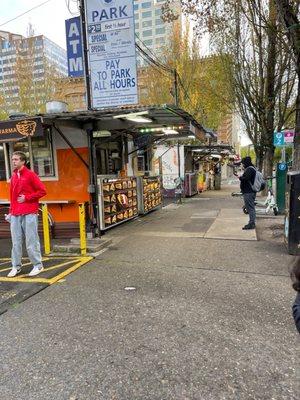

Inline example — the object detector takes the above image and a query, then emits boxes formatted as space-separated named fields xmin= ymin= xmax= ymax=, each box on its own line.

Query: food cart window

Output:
xmin=137 ymin=155 xmax=145 ymax=172
xmin=0 ymin=144 xmax=6 ymax=181
xmin=13 ymin=140 xmax=30 ymax=166
xmin=11 ymin=128 xmax=55 ymax=178
xmin=137 ymin=149 xmax=151 ymax=172
xmin=31 ymin=129 xmax=55 ymax=177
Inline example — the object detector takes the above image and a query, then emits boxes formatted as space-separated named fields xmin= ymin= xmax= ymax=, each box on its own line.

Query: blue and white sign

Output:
xmin=278 ymin=162 xmax=287 ymax=171
xmin=85 ymin=0 xmax=138 ymax=108
xmin=65 ymin=17 xmax=84 ymax=77
xmin=273 ymin=131 xmax=285 ymax=146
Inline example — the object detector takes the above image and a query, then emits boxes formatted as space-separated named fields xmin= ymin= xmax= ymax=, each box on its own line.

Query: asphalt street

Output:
xmin=0 ymin=186 xmax=298 ymax=400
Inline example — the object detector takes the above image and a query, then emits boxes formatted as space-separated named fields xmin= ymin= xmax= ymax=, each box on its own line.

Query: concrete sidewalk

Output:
xmin=0 ymin=186 xmax=298 ymax=400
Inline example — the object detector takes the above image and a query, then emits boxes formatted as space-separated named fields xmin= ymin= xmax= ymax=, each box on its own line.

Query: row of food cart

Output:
xmin=0 ymin=105 xmax=206 ymax=238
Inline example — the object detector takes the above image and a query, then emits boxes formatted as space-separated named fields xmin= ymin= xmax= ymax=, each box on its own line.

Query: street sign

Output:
xmin=65 ymin=17 xmax=84 ymax=77
xmin=273 ymin=130 xmax=295 ymax=147
xmin=284 ymin=130 xmax=294 ymax=144
xmin=273 ymin=131 xmax=285 ymax=146
xmin=278 ymin=162 xmax=287 ymax=171
xmin=84 ymin=0 xmax=138 ymax=109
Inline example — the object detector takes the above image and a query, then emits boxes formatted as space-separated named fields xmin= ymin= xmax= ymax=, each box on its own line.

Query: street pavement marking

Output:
xmin=16 ymin=259 xmax=77 ymax=278
xmin=0 ymin=256 xmax=93 ymax=284
xmin=47 ymin=257 xmax=93 ymax=284
xmin=1 ymin=258 xmax=51 ymax=273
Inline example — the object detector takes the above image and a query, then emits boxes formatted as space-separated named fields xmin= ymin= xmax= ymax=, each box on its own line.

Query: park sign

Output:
xmin=65 ymin=16 xmax=84 ymax=77
xmin=0 ymin=118 xmax=43 ymax=143
xmin=84 ymin=0 xmax=138 ymax=109
xmin=273 ymin=130 xmax=295 ymax=147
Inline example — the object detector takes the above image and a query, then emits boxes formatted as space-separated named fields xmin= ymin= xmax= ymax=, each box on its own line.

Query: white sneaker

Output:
xmin=28 ymin=266 xmax=44 ymax=276
xmin=7 ymin=267 xmax=22 ymax=277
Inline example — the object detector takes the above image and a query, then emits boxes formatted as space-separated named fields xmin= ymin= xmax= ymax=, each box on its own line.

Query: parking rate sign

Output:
xmin=85 ymin=0 xmax=138 ymax=109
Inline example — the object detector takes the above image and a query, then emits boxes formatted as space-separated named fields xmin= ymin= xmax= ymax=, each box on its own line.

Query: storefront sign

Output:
xmin=0 ymin=118 xmax=43 ymax=142
xmin=65 ymin=16 xmax=84 ymax=77
xmin=84 ymin=0 xmax=138 ymax=108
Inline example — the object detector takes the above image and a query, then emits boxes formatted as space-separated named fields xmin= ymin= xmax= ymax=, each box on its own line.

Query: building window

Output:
xmin=134 ymin=4 xmax=139 ymax=10
xmin=142 ymin=11 xmax=152 ymax=18
xmin=155 ymin=8 xmax=162 ymax=16
xmin=155 ymin=37 xmax=165 ymax=44
xmin=142 ymin=2 xmax=152 ymax=9
xmin=155 ymin=18 xmax=163 ymax=25
xmin=135 ymin=23 xmax=139 ymax=29
xmin=142 ymin=20 xmax=152 ymax=28
xmin=143 ymin=29 xmax=152 ymax=37
xmin=156 ymin=27 xmax=165 ymax=35
xmin=143 ymin=39 xmax=153 ymax=46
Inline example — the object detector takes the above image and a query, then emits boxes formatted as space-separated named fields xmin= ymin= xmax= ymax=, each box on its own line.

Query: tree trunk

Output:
xmin=264 ymin=146 xmax=275 ymax=179
xmin=273 ymin=0 xmax=300 ymax=169
xmin=254 ymin=144 xmax=264 ymax=170
xmin=263 ymin=0 xmax=277 ymax=175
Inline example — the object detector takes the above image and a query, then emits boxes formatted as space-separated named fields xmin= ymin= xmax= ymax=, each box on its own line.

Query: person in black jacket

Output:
xmin=238 ymin=156 xmax=257 ymax=230
xmin=290 ymin=257 xmax=300 ymax=334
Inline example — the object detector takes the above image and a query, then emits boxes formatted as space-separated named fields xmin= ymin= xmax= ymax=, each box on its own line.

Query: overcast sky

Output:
xmin=0 ymin=0 xmax=79 ymax=49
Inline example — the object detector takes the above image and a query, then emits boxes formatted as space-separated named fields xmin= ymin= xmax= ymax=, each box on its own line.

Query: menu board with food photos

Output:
xmin=137 ymin=176 xmax=162 ymax=214
xmin=98 ymin=176 xmax=138 ymax=230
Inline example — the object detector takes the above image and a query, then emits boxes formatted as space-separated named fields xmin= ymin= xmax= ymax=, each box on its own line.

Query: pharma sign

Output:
xmin=84 ymin=0 xmax=138 ymax=108
xmin=65 ymin=16 xmax=84 ymax=77
xmin=0 ymin=118 xmax=43 ymax=143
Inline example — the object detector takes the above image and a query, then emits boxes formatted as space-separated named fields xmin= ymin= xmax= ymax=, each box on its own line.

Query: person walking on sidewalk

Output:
xmin=6 ymin=151 xmax=46 ymax=277
xmin=239 ymin=156 xmax=256 ymax=230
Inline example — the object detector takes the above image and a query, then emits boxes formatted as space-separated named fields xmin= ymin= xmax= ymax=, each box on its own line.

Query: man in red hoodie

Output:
xmin=6 ymin=151 xmax=46 ymax=277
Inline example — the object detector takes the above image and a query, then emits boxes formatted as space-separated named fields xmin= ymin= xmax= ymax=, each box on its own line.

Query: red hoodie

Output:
xmin=10 ymin=166 xmax=46 ymax=216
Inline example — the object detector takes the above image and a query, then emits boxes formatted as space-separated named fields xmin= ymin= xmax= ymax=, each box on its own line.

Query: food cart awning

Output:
xmin=186 ymin=144 xmax=236 ymax=161
xmin=37 ymin=104 xmax=206 ymax=142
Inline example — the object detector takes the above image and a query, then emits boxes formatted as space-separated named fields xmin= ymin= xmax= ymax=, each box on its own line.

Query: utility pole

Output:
xmin=79 ymin=0 xmax=92 ymax=110
xmin=173 ymin=69 xmax=179 ymax=108
xmin=173 ymin=69 xmax=182 ymax=203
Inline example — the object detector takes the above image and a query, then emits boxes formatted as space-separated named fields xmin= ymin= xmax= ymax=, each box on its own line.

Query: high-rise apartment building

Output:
xmin=133 ymin=0 xmax=182 ymax=66
xmin=0 ymin=30 xmax=67 ymax=114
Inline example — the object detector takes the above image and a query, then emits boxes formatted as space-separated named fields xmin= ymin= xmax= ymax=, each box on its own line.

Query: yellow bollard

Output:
xmin=78 ymin=203 xmax=87 ymax=255
xmin=41 ymin=203 xmax=51 ymax=255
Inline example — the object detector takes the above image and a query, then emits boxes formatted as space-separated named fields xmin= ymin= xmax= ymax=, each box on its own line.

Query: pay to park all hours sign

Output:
xmin=85 ymin=0 xmax=138 ymax=108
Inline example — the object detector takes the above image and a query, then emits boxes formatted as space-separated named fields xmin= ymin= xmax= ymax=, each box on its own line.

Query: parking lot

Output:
xmin=0 ymin=256 xmax=93 ymax=314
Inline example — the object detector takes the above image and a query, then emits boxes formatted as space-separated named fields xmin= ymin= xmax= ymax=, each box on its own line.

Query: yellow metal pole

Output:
xmin=79 ymin=203 xmax=87 ymax=255
xmin=41 ymin=203 xmax=51 ymax=255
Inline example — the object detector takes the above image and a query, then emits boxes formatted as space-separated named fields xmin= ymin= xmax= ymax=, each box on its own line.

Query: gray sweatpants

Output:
xmin=243 ymin=192 xmax=256 ymax=225
xmin=10 ymin=214 xmax=43 ymax=269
